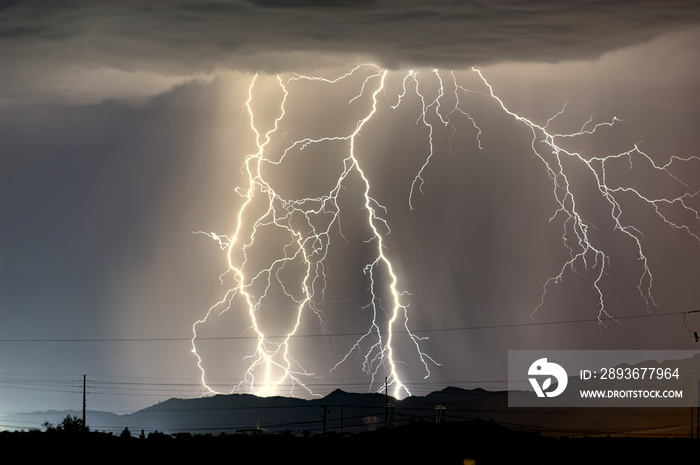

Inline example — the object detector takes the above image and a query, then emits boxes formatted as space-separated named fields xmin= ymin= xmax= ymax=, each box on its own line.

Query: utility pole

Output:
xmin=435 ymin=402 xmax=446 ymax=423
xmin=384 ymin=377 xmax=394 ymax=428
xmin=691 ymin=379 xmax=699 ymax=439
xmin=385 ymin=377 xmax=388 ymax=428
xmin=321 ymin=404 xmax=328 ymax=435
xmin=82 ymin=374 xmax=86 ymax=428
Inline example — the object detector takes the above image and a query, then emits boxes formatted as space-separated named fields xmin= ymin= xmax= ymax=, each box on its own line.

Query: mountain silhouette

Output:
xmin=0 ymin=386 xmax=690 ymax=438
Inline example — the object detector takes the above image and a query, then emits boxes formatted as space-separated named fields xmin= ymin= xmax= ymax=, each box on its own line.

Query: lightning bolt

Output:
xmin=469 ymin=67 xmax=700 ymax=322
xmin=191 ymin=65 xmax=700 ymax=399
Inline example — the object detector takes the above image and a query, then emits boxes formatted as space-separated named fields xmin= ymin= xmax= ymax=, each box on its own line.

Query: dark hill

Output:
xmin=1 ymin=387 xmax=691 ymax=438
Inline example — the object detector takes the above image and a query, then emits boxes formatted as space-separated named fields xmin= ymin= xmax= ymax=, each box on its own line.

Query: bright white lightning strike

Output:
xmin=469 ymin=67 xmax=699 ymax=320
xmin=191 ymin=65 xmax=700 ymax=400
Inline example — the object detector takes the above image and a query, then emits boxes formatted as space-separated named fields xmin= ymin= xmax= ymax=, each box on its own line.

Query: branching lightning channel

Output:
xmin=192 ymin=65 xmax=700 ymax=399
xmin=469 ymin=67 xmax=700 ymax=322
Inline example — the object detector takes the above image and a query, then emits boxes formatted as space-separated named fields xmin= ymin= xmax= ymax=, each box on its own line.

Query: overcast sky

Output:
xmin=1 ymin=0 xmax=700 ymax=421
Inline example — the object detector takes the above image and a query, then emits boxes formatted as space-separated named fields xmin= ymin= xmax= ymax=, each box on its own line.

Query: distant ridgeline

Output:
xmin=0 ymin=387 xmax=691 ymax=439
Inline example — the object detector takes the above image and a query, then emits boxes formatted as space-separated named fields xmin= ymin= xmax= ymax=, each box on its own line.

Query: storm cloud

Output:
xmin=2 ymin=0 xmax=700 ymax=104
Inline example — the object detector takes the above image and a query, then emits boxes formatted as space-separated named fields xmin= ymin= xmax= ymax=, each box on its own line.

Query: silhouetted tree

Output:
xmin=147 ymin=430 xmax=168 ymax=441
xmin=48 ymin=415 xmax=88 ymax=434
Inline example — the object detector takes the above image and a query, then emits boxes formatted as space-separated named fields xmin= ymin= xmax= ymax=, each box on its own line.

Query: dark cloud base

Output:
xmin=1 ymin=0 xmax=699 ymax=105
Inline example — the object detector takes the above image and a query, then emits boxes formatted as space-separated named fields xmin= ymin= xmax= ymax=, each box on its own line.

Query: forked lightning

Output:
xmin=191 ymin=65 xmax=700 ymax=399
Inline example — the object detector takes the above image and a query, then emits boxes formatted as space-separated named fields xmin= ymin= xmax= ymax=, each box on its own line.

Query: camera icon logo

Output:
xmin=528 ymin=358 xmax=568 ymax=398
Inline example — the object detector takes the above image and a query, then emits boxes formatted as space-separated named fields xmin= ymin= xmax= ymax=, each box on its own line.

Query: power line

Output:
xmin=0 ymin=310 xmax=691 ymax=343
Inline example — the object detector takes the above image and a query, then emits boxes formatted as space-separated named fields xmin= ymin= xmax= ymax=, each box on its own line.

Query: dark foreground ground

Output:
xmin=3 ymin=419 xmax=695 ymax=464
